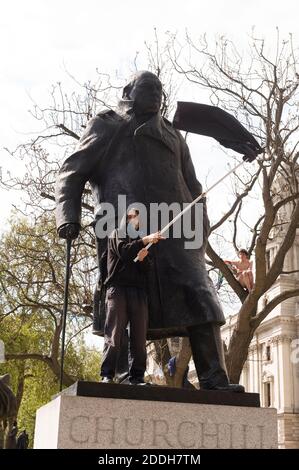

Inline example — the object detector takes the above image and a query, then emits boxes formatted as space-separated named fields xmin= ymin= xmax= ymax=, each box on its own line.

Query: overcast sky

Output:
xmin=1 ymin=0 xmax=297 ymax=346
xmin=0 ymin=0 xmax=298 ymax=222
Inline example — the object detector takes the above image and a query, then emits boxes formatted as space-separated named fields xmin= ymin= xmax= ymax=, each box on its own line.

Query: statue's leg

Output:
xmin=188 ymin=323 xmax=229 ymax=389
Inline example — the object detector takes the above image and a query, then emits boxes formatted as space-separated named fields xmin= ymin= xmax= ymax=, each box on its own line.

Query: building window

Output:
xmin=266 ymin=345 xmax=271 ymax=361
xmin=264 ymin=382 xmax=272 ymax=407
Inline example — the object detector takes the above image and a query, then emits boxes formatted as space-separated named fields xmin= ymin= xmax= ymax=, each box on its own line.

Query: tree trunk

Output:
xmin=15 ymin=363 xmax=25 ymax=414
xmin=164 ymin=337 xmax=192 ymax=388
xmin=226 ymin=323 xmax=255 ymax=383
xmin=226 ymin=293 xmax=259 ymax=383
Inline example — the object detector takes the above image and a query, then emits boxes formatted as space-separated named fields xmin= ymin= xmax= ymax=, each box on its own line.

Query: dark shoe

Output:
xmin=129 ymin=378 xmax=150 ymax=386
xmin=101 ymin=377 xmax=114 ymax=384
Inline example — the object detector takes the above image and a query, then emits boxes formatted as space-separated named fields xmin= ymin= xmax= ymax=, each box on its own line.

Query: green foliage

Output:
xmin=0 ymin=215 xmax=101 ymax=447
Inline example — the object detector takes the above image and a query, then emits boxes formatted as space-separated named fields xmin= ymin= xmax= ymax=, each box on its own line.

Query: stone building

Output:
xmin=222 ymin=230 xmax=299 ymax=449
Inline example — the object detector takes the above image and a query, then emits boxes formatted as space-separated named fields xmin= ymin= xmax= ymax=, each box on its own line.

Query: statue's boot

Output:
xmin=188 ymin=323 xmax=245 ymax=393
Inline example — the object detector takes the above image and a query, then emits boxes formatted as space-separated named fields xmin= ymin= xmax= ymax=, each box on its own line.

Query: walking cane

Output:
xmin=134 ymin=159 xmax=246 ymax=262
xmin=60 ymin=237 xmax=72 ymax=391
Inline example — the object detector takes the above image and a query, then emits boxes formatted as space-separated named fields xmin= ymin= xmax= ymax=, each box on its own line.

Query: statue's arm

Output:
xmin=55 ymin=115 xmax=108 ymax=231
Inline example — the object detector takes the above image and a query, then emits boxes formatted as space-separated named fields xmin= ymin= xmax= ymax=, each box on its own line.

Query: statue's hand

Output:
xmin=240 ymin=143 xmax=260 ymax=162
xmin=219 ymin=139 xmax=261 ymax=162
xmin=242 ymin=153 xmax=256 ymax=163
xmin=58 ymin=223 xmax=80 ymax=240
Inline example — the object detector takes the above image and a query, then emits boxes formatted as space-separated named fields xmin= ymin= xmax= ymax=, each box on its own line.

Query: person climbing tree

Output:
xmin=224 ymin=249 xmax=254 ymax=292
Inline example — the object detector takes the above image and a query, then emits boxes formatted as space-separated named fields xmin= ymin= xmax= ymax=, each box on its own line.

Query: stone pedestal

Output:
xmin=34 ymin=381 xmax=277 ymax=449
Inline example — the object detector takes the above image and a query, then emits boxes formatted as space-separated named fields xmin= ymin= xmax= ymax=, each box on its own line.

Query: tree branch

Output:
xmin=250 ymin=288 xmax=299 ymax=328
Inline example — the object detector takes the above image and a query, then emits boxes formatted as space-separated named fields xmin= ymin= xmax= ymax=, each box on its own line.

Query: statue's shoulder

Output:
xmin=162 ymin=116 xmax=173 ymax=127
xmin=81 ymin=109 xmax=119 ymax=135
xmin=162 ymin=116 xmax=186 ymax=142
xmin=93 ymin=108 xmax=124 ymax=128
xmin=162 ymin=116 xmax=181 ymax=135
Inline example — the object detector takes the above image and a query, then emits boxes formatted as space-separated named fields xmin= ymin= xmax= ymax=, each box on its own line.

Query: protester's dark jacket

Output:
xmin=55 ymin=101 xmax=225 ymax=338
xmin=105 ymin=231 xmax=148 ymax=288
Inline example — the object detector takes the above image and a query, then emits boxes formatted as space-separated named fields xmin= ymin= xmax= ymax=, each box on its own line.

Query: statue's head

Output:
xmin=122 ymin=71 xmax=162 ymax=115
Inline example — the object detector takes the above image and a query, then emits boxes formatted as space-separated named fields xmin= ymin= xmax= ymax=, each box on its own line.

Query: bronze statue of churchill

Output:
xmin=55 ymin=71 xmax=245 ymax=391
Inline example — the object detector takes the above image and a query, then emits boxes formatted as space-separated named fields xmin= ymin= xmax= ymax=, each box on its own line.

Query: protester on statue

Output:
xmin=101 ymin=208 xmax=164 ymax=384
xmin=224 ymin=249 xmax=254 ymax=292
xmin=55 ymin=70 xmax=260 ymax=392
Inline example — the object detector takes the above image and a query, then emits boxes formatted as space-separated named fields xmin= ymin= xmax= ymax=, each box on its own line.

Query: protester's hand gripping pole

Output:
xmin=134 ymin=159 xmax=246 ymax=262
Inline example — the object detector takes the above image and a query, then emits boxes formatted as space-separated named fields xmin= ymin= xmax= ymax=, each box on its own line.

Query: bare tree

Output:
xmin=167 ymin=29 xmax=299 ymax=382
xmin=0 ymin=214 xmax=99 ymax=386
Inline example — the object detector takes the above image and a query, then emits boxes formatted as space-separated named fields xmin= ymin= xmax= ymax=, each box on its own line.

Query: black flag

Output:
xmin=173 ymin=101 xmax=263 ymax=161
